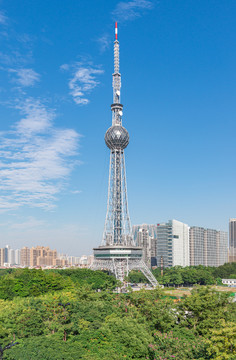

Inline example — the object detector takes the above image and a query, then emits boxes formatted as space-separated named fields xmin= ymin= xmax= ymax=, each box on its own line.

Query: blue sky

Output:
xmin=0 ymin=0 xmax=235 ymax=256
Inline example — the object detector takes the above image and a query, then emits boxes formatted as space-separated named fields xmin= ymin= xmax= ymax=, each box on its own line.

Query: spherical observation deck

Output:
xmin=105 ymin=125 xmax=129 ymax=150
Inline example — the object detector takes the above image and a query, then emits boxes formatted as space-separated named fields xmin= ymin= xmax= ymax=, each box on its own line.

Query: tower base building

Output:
xmin=92 ymin=246 xmax=157 ymax=285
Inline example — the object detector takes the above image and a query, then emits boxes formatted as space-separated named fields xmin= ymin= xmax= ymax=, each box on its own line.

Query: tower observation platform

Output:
xmin=90 ymin=23 xmax=158 ymax=287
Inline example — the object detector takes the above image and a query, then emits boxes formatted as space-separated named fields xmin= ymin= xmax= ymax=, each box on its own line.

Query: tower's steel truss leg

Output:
xmin=91 ymin=257 xmax=158 ymax=287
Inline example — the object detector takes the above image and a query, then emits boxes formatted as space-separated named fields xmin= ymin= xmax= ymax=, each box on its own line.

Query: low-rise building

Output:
xmin=222 ymin=279 xmax=236 ymax=287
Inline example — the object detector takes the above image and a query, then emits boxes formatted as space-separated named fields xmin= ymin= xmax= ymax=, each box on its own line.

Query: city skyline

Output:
xmin=0 ymin=1 xmax=236 ymax=255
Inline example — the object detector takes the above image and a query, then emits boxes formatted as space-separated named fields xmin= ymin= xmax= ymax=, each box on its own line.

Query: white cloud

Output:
xmin=97 ymin=34 xmax=110 ymax=53
xmin=60 ymin=64 xmax=69 ymax=71
xmin=0 ymin=11 xmax=7 ymax=25
xmin=0 ymin=98 xmax=80 ymax=211
xmin=61 ymin=63 xmax=104 ymax=105
xmin=15 ymin=98 xmax=53 ymax=135
xmin=71 ymin=190 xmax=82 ymax=194
xmin=112 ymin=0 xmax=153 ymax=22
xmin=9 ymin=68 xmax=40 ymax=87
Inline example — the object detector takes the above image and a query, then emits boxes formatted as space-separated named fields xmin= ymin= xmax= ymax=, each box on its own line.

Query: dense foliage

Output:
xmin=129 ymin=262 xmax=236 ymax=287
xmin=0 ymin=268 xmax=117 ymax=300
xmin=0 ymin=268 xmax=235 ymax=359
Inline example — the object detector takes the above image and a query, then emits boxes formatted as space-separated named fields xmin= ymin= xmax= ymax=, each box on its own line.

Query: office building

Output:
xmin=156 ymin=220 xmax=189 ymax=267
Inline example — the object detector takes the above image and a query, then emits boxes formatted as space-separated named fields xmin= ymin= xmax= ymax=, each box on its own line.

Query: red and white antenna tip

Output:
xmin=115 ymin=22 xmax=118 ymax=40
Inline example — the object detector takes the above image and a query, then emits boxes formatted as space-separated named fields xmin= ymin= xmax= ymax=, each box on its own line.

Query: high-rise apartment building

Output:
xmin=20 ymin=247 xmax=30 ymax=266
xmin=136 ymin=228 xmax=157 ymax=268
xmin=156 ymin=220 xmax=189 ymax=267
xmin=4 ymin=245 xmax=10 ymax=263
xmin=133 ymin=224 xmax=157 ymax=243
xmin=29 ymin=246 xmax=57 ymax=266
xmin=205 ymin=229 xmax=218 ymax=267
xmin=137 ymin=228 xmax=151 ymax=267
xmin=229 ymin=218 xmax=236 ymax=262
xmin=8 ymin=249 xmax=15 ymax=265
xmin=0 ymin=248 xmax=5 ymax=266
xmin=151 ymin=238 xmax=157 ymax=267
xmin=189 ymin=227 xmax=205 ymax=265
xmin=15 ymin=249 xmax=21 ymax=265
xmin=0 ymin=245 xmax=84 ymax=268
xmin=217 ymin=231 xmax=228 ymax=265
xmin=189 ymin=227 xmax=228 ymax=266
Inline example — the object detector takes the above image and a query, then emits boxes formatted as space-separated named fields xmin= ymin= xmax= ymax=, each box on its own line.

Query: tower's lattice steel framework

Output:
xmin=91 ymin=24 xmax=158 ymax=287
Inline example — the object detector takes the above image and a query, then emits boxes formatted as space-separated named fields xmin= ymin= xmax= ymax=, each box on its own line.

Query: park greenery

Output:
xmin=129 ymin=262 xmax=236 ymax=286
xmin=0 ymin=264 xmax=235 ymax=359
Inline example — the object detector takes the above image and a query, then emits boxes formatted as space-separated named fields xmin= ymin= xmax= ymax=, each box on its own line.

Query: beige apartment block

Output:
xmin=53 ymin=258 xmax=68 ymax=267
xmin=20 ymin=247 xmax=30 ymax=266
xmin=29 ymin=246 xmax=57 ymax=267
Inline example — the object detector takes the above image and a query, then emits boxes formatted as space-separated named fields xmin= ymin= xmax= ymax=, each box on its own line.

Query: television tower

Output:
xmin=91 ymin=23 xmax=158 ymax=287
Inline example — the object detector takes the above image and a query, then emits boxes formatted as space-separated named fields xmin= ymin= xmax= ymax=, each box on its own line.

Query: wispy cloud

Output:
xmin=97 ymin=34 xmax=110 ymax=53
xmin=0 ymin=98 xmax=80 ymax=211
xmin=15 ymin=98 xmax=53 ymax=135
xmin=61 ymin=63 xmax=104 ymax=105
xmin=0 ymin=11 xmax=7 ymax=25
xmin=71 ymin=190 xmax=82 ymax=194
xmin=96 ymin=0 xmax=153 ymax=52
xmin=0 ymin=9 xmax=34 ymax=68
xmin=112 ymin=0 xmax=153 ymax=22
xmin=9 ymin=68 xmax=40 ymax=87
xmin=11 ymin=216 xmax=45 ymax=230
